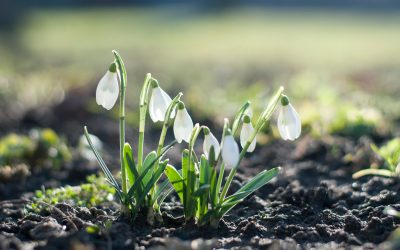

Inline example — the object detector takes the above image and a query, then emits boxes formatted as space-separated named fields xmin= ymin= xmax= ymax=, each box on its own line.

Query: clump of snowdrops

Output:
xmin=84 ymin=51 xmax=301 ymax=227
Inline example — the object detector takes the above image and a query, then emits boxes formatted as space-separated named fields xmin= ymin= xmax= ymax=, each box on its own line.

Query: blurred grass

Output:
xmin=1 ymin=7 xmax=400 ymax=134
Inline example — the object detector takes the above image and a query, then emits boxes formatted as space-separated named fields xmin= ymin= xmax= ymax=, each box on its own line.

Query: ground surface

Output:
xmin=1 ymin=96 xmax=399 ymax=250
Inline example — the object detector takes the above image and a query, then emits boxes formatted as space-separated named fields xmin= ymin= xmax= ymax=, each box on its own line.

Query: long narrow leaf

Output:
xmin=218 ymin=167 xmax=280 ymax=218
xmin=142 ymin=151 xmax=157 ymax=186
xmin=223 ymin=167 xmax=280 ymax=204
xmin=127 ymin=143 xmax=176 ymax=199
xmin=137 ymin=161 xmax=169 ymax=205
xmin=153 ymin=179 xmax=170 ymax=203
xmin=192 ymin=184 xmax=211 ymax=197
xmin=125 ymin=151 xmax=143 ymax=201
xmin=84 ymin=127 xmax=122 ymax=199
xmin=181 ymin=149 xmax=189 ymax=212
xmin=123 ymin=143 xmax=136 ymax=188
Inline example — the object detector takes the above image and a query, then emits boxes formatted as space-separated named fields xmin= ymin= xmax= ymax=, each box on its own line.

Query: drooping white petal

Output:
xmin=240 ymin=123 xmax=256 ymax=152
xmin=203 ymin=132 xmax=220 ymax=159
xmin=96 ymin=71 xmax=119 ymax=110
xmin=277 ymin=103 xmax=301 ymax=141
xmin=222 ymin=135 xmax=240 ymax=169
xmin=173 ymin=108 xmax=193 ymax=143
xmin=149 ymin=87 xmax=173 ymax=122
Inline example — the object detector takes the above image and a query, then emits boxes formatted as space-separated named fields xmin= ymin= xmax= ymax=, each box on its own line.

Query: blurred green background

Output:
xmin=1 ymin=2 xmax=400 ymax=138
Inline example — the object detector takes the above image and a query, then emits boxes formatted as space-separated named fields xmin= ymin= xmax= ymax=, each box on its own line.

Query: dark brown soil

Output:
xmin=1 ymin=89 xmax=400 ymax=249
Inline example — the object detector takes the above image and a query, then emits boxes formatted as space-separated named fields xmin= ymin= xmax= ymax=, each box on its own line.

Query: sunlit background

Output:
xmin=1 ymin=0 xmax=400 ymax=140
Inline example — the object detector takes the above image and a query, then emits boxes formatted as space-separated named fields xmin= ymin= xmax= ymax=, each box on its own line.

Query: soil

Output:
xmin=1 ymin=88 xmax=400 ymax=250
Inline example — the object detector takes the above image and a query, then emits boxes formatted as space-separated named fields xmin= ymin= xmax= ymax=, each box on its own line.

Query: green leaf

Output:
xmin=142 ymin=151 xmax=157 ymax=186
xmin=123 ymin=143 xmax=136 ymax=188
xmin=137 ymin=160 xmax=169 ymax=205
xmin=165 ymin=164 xmax=184 ymax=203
xmin=214 ymin=164 xmax=225 ymax=205
xmin=154 ymin=179 xmax=173 ymax=205
xmin=198 ymin=155 xmax=211 ymax=216
xmin=125 ymin=148 xmax=143 ymax=202
xmin=126 ymin=143 xmax=175 ymax=200
xmin=208 ymin=146 xmax=216 ymax=167
xmin=219 ymin=167 xmax=280 ymax=217
xmin=209 ymin=167 xmax=218 ymax=208
xmin=224 ymin=167 xmax=280 ymax=204
xmin=192 ymin=184 xmax=211 ymax=197
xmin=86 ymin=225 xmax=100 ymax=234
xmin=84 ymin=127 xmax=122 ymax=200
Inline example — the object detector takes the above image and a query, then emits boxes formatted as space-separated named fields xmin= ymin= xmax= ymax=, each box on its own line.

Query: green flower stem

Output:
xmin=156 ymin=124 xmax=169 ymax=156
xmin=218 ymin=132 xmax=254 ymax=204
xmin=137 ymin=74 xmax=153 ymax=172
xmin=219 ymin=88 xmax=284 ymax=204
xmin=150 ymin=93 xmax=182 ymax=203
xmin=156 ymin=93 xmax=183 ymax=156
xmin=113 ymin=50 xmax=128 ymax=194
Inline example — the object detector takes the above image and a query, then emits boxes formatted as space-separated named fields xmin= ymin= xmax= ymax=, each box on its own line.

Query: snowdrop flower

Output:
xmin=96 ymin=62 xmax=119 ymax=110
xmin=277 ymin=95 xmax=301 ymax=141
xmin=240 ymin=115 xmax=256 ymax=152
xmin=149 ymin=80 xmax=174 ymax=123
xmin=203 ymin=127 xmax=220 ymax=159
xmin=221 ymin=130 xmax=240 ymax=169
xmin=173 ymin=102 xmax=193 ymax=143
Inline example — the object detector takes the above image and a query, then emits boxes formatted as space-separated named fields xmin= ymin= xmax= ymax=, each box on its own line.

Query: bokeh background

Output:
xmin=1 ymin=0 xmax=400 ymax=141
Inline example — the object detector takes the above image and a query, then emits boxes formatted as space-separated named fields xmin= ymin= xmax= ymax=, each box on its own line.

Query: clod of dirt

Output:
xmin=29 ymin=217 xmax=65 ymax=240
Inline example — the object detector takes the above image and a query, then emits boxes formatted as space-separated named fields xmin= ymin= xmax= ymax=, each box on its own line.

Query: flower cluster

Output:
xmin=86 ymin=51 xmax=301 ymax=227
xmin=96 ymin=69 xmax=301 ymax=171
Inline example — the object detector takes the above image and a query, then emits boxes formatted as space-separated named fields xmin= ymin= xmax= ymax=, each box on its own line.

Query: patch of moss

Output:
xmin=28 ymin=175 xmax=115 ymax=212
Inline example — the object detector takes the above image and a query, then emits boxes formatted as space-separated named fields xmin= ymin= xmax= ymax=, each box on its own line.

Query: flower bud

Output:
xmin=203 ymin=127 xmax=220 ymax=159
xmin=96 ymin=62 xmax=119 ymax=110
xmin=173 ymin=102 xmax=194 ymax=143
xmin=277 ymin=95 xmax=301 ymax=141
xmin=221 ymin=130 xmax=240 ymax=169
xmin=240 ymin=115 xmax=256 ymax=152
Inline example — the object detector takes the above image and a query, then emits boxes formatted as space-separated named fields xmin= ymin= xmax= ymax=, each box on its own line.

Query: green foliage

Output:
xmin=165 ymin=89 xmax=283 ymax=227
xmin=0 ymin=128 xmax=71 ymax=169
xmin=371 ymin=138 xmax=400 ymax=171
xmin=353 ymin=138 xmax=400 ymax=179
xmin=28 ymin=175 xmax=115 ymax=212
xmin=0 ymin=134 xmax=35 ymax=165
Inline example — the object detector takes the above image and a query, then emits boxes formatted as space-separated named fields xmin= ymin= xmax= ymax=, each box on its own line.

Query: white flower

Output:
xmin=149 ymin=84 xmax=174 ymax=123
xmin=203 ymin=127 xmax=220 ymax=159
xmin=221 ymin=131 xmax=240 ymax=169
xmin=96 ymin=63 xmax=119 ymax=110
xmin=173 ymin=102 xmax=193 ymax=143
xmin=277 ymin=96 xmax=301 ymax=141
xmin=240 ymin=115 xmax=256 ymax=152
